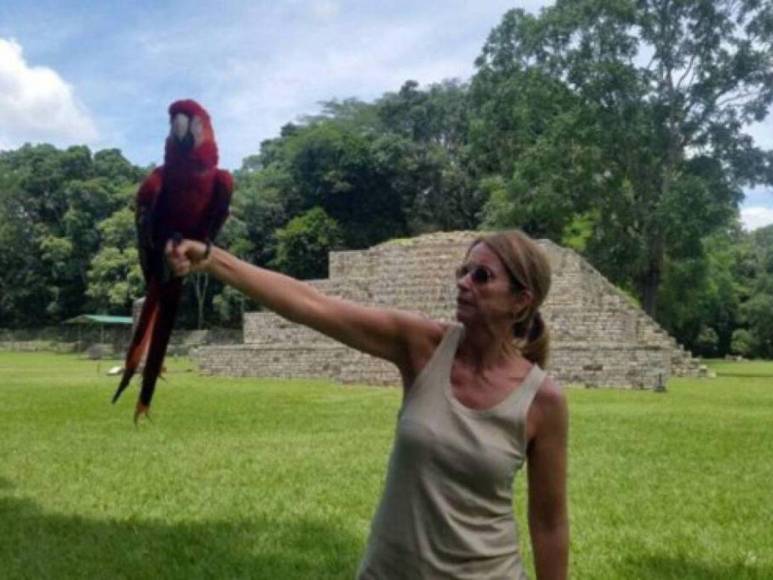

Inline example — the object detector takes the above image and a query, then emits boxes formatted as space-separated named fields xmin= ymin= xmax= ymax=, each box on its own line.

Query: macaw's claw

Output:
xmin=134 ymin=403 xmax=152 ymax=425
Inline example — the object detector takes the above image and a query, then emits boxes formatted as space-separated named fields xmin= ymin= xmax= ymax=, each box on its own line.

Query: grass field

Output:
xmin=1 ymin=352 xmax=771 ymax=579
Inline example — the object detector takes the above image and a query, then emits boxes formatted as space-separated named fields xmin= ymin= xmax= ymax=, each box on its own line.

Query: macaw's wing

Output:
xmin=114 ymin=168 xmax=165 ymax=408
xmin=205 ymin=169 xmax=233 ymax=242
xmin=135 ymin=168 xmax=164 ymax=282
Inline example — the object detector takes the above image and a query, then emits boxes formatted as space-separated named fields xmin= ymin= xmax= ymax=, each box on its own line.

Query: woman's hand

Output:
xmin=165 ymin=239 xmax=211 ymax=277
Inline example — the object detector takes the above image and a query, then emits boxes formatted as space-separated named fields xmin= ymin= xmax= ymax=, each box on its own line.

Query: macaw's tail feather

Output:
xmin=137 ymin=277 xmax=184 ymax=417
xmin=112 ymin=283 xmax=161 ymax=404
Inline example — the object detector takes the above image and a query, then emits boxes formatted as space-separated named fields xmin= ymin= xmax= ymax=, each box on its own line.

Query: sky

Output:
xmin=1 ymin=0 xmax=771 ymax=230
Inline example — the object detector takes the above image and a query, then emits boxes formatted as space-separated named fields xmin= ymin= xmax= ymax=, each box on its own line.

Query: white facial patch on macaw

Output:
xmin=190 ymin=116 xmax=204 ymax=146
xmin=172 ymin=113 xmax=189 ymax=140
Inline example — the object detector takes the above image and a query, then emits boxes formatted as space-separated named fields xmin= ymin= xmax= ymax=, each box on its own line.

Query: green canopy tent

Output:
xmin=64 ymin=314 xmax=132 ymax=347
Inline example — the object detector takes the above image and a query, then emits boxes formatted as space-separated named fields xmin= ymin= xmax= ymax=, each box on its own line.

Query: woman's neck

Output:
xmin=457 ymin=322 xmax=518 ymax=371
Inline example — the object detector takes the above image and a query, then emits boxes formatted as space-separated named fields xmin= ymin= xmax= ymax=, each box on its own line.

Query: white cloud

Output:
xmin=209 ymin=15 xmax=488 ymax=168
xmin=0 ymin=37 xmax=98 ymax=149
xmin=741 ymin=206 xmax=773 ymax=231
xmin=310 ymin=0 xmax=340 ymax=20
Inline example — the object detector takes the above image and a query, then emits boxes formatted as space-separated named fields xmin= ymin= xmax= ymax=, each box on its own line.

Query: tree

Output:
xmin=92 ymin=148 xmax=145 ymax=184
xmin=473 ymin=0 xmax=773 ymax=316
xmin=730 ymin=328 xmax=754 ymax=357
xmin=232 ymin=160 xmax=294 ymax=268
xmin=656 ymin=227 xmax=744 ymax=354
xmin=742 ymin=288 xmax=773 ymax=358
xmin=376 ymin=80 xmax=485 ymax=232
xmin=739 ymin=224 xmax=773 ymax=357
xmin=0 ymin=144 xmax=142 ymax=325
xmin=285 ymin=121 xmax=408 ymax=248
xmin=695 ymin=325 xmax=720 ymax=356
xmin=273 ymin=207 xmax=344 ymax=279
xmin=86 ymin=207 xmax=143 ymax=312
xmin=0 ymin=167 xmax=49 ymax=326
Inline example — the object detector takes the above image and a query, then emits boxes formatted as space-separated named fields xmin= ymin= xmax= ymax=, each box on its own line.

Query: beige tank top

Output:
xmin=357 ymin=323 xmax=547 ymax=579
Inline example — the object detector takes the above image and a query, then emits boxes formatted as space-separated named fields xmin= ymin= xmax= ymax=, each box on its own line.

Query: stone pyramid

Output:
xmin=195 ymin=231 xmax=704 ymax=388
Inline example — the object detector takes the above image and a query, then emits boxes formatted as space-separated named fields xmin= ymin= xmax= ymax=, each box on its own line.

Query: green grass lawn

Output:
xmin=1 ymin=352 xmax=771 ymax=579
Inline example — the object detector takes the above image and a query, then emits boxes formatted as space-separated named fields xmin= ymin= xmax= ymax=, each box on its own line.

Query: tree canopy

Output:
xmin=472 ymin=0 xmax=773 ymax=316
xmin=1 ymin=1 xmax=772 ymax=357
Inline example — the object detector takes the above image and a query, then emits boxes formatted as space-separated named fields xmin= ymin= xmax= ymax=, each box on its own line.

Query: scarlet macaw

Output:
xmin=113 ymin=99 xmax=232 ymax=422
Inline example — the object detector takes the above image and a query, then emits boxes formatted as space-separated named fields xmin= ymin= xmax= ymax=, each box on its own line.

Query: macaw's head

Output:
xmin=165 ymin=99 xmax=218 ymax=169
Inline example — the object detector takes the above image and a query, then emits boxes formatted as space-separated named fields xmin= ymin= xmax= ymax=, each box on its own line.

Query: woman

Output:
xmin=166 ymin=230 xmax=569 ymax=579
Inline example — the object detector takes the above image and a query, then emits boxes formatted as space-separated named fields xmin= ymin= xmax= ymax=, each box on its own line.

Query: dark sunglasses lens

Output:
xmin=471 ymin=267 xmax=491 ymax=284
xmin=456 ymin=265 xmax=493 ymax=284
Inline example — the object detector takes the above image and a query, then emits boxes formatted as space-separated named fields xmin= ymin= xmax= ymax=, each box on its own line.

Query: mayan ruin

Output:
xmin=194 ymin=231 xmax=704 ymax=388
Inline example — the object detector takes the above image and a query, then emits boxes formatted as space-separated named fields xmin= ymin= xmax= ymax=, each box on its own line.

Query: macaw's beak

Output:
xmin=171 ymin=113 xmax=195 ymax=151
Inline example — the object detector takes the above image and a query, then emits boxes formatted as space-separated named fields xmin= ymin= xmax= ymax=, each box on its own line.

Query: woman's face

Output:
xmin=455 ymin=242 xmax=529 ymax=328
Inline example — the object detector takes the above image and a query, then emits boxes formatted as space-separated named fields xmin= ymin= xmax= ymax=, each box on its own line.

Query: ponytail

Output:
xmin=515 ymin=310 xmax=550 ymax=368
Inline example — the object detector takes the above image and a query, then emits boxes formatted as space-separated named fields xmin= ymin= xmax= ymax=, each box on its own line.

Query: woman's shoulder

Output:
xmin=411 ymin=318 xmax=452 ymax=357
xmin=397 ymin=312 xmax=450 ymax=345
xmin=533 ymin=373 xmax=566 ymax=408
xmin=528 ymin=373 xmax=568 ymax=434
xmin=535 ymin=371 xmax=562 ymax=394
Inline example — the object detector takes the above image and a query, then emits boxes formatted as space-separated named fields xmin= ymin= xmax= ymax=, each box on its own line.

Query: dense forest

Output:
xmin=1 ymin=0 xmax=772 ymax=358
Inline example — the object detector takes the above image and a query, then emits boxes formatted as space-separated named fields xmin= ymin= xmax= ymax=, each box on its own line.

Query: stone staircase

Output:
xmin=195 ymin=231 xmax=705 ymax=388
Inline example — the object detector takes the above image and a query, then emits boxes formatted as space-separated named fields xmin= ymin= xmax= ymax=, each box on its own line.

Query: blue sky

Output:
xmin=1 ymin=0 xmax=772 ymax=230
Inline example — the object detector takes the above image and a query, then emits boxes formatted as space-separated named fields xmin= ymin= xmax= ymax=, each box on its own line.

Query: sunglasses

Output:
xmin=455 ymin=264 xmax=495 ymax=285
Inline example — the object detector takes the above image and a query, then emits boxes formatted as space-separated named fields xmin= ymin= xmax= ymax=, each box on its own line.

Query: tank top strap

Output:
xmin=409 ymin=323 xmax=465 ymax=393
xmin=512 ymin=364 xmax=547 ymax=422
xmin=435 ymin=322 xmax=465 ymax=369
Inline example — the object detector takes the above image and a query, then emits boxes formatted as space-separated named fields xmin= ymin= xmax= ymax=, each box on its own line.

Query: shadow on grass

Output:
xmin=0 ymin=490 xmax=362 ymax=579
xmin=615 ymin=554 xmax=772 ymax=579
xmin=715 ymin=372 xmax=773 ymax=379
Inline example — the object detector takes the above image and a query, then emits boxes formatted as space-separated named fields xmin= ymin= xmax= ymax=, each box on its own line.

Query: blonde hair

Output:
xmin=468 ymin=230 xmax=552 ymax=367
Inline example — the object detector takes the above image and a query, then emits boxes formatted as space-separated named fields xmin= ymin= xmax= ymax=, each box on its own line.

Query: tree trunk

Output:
xmin=639 ymin=229 xmax=664 ymax=318
xmin=639 ymin=261 xmax=661 ymax=318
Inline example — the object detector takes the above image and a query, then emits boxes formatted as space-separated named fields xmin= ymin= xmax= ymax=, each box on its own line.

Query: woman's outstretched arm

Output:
xmin=166 ymin=239 xmax=443 ymax=374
